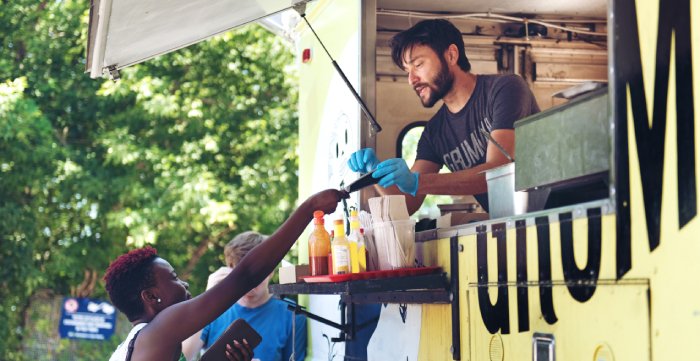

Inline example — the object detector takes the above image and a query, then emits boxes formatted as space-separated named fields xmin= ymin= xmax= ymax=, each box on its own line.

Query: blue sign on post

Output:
xmin=59 ymin=297 xmax=117 ymax=340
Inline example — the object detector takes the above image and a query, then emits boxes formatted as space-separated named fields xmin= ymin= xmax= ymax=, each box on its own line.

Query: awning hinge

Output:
xmin=107 ymin=65 xmax=120 ymax=81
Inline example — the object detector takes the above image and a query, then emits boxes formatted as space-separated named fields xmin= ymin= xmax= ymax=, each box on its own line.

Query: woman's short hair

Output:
xmin=104 ymin=247 xmax=158 ymax=321
xmin=390 ymin=19 xmax=471 ymax=72
xmin=224 ymin=231 xmax=268 ymax=267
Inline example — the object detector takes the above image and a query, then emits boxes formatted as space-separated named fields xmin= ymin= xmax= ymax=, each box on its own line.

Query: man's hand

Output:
xmin=372 ymin=158 xmax=419 ymax=196
xmin=207 ymin=267 xmax=233 ymax=290
xmin=348 ymin=148 xmax=379 ymax=173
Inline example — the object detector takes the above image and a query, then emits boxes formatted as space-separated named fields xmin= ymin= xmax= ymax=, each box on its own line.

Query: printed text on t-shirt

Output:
xmin=442 ymin=118 xmax=492 ymax=170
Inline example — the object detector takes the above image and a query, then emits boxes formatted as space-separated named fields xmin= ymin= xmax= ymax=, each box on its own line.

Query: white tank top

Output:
xmin=109 ymin=323 xmax=147 ymax=361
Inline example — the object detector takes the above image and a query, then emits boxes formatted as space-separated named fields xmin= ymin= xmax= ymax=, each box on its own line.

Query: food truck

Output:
xmin=87 ymin=0 xmax=698 ymax=359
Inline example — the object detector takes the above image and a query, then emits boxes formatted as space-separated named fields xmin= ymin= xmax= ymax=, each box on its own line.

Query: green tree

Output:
xmin=0 ymin=77 xmax=64 ymax=360
xmin=1 ymin=1 xmax=299 ymax=359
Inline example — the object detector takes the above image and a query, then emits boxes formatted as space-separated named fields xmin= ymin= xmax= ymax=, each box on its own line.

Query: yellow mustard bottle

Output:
xmin=358 ymin=228 xmax=367 ymax=272
xmin=331 ymin=219 xmax=350 ymax=274
xmin=348 ymin=210 xmax=363 ymax=273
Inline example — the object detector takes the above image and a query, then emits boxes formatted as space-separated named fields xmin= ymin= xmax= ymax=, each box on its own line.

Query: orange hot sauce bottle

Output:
xmin=308 ymin=210 xmax=331 ymax=276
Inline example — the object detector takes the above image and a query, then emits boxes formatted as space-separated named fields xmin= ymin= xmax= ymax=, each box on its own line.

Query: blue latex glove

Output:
xmin=372 ymin=158 xmax=419 ymax=196
xmin=348 ymin=148 xmax=379 ymax=173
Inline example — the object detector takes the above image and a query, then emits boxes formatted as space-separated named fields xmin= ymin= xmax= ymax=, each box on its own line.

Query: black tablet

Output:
xmin=200 ymin=319 xmax=262 ymax=361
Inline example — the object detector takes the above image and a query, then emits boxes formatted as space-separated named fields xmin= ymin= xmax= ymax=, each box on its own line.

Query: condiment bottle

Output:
xmin=308 ymin=210 xmax=330 ymax=276
xmin=357 ymin=228 xmax=368 ymax=272
xmin=331 ymin=219 xmax=350 ymax=274
xmin=347 ymin=210 xmax=365 ymax=273
xmin=328 ymin=230 xmax=334 ymax=274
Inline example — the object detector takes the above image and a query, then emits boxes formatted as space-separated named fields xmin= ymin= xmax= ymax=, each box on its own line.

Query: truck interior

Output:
xmin=87 ymin=0 xmax=611 ymax=223
xmin=366 ymin=0 xmax=610 ymax=220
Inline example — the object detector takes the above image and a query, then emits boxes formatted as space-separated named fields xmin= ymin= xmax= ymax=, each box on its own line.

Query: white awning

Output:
xmin=86 ymin=0 xmax=308 ymax=78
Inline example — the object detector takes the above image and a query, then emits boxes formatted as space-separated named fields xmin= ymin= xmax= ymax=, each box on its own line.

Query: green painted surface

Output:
xmin=514 ymin=89 xmax=610 ymax=190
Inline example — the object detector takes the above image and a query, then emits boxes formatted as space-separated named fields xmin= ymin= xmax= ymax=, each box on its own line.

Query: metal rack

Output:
xmin=269 ymin=235 xmax=462 ymax=360
xmin=270 ymin=273 xmax=449 ymax=342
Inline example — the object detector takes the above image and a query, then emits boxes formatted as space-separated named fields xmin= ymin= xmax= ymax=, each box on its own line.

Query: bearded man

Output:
xmin=348 ymin=19 xmax=540 ymax=215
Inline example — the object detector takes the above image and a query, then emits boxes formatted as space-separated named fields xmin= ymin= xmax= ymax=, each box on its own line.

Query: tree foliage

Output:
xmin=0 ymin=1 xmax=299 ymax=359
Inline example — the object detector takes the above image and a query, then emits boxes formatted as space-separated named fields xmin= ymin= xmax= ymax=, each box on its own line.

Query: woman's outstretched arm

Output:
xmin=139 ymin=189 xmax=347 ymax=353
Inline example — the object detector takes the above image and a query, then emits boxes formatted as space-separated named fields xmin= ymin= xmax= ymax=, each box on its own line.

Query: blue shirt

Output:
xmin=201 ymin=298 xmax=306 ymax=361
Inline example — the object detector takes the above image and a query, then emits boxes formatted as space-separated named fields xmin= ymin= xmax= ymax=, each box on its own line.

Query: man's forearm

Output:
xmin=369 ymin=160 xmax=500 ymax=215
xmin=417 ymin=165 xmax=491 ymax=196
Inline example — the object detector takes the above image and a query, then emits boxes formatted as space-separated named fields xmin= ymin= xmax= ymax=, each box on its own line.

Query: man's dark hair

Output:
xmin=390 ymin=19 xmax=471 ymax=72
xmin=104 ymin=247 xmax=159 ymax=321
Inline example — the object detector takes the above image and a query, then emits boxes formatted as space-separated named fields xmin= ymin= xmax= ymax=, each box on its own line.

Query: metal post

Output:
xmin=450 ymin=235 xmax=462 ymax=360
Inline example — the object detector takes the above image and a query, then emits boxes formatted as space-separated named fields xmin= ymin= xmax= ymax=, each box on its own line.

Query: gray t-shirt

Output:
xmin=416 ymin=74 xmax=540 ymax=208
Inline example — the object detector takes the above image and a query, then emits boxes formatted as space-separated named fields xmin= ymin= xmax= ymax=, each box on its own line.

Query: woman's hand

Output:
xmin=306 ymin=189 xmax=349 ymax=215
xmin=225 ymin=339 xmax=254 ymax=361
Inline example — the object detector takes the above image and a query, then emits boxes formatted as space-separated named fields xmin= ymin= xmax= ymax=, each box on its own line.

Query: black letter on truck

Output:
xmin=516 ymin=220 xmax=530 ymax=332
xmin=613 ymin=0 xmax=696 ymax=278
xmin=477 ymin=224 xmax=510 ymax=334
xmin=560 ymin=209 xmax=602 ymax=302
xmin=536 ymin=216 xmax=558 ymax=324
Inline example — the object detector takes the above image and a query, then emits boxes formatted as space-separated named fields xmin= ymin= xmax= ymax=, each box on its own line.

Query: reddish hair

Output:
xmin=104 ymin=247 xmax=159 ymax=321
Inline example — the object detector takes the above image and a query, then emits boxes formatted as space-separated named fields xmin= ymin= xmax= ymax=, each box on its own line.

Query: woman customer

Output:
xmin=182 ymin=231 xmax=307 ymax=361
xmin=105 ymin=189 xmax=347 ymax=361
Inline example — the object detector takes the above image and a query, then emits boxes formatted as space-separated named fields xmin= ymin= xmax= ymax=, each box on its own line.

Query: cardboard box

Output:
xmin=436 ymin=212 xmax=490 ymax=228
xmin=278 ymin=264 xmax=310 ymax=284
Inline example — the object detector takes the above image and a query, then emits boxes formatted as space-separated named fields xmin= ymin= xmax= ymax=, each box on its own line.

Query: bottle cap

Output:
xmin=313 ymin=210 xmax=325 ymax=225
xmin=333 ymin=219 xmax=345 ymax=235
xmin=350 ymin=209 xmax=359 ymax=217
